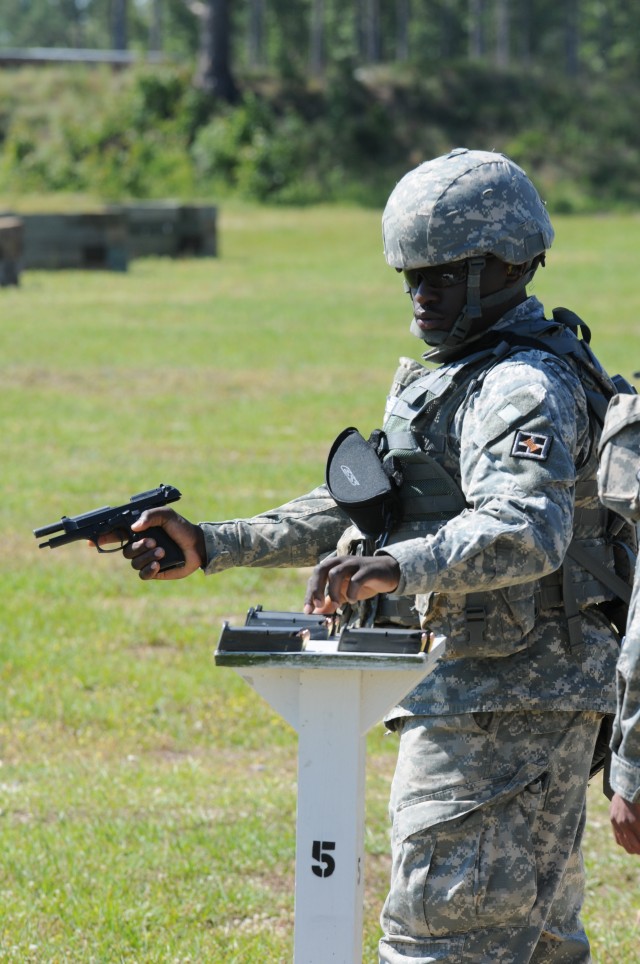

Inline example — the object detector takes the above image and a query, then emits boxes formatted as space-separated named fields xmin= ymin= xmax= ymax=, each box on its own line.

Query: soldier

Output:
xmin=597 ymin=394 xmax=640 ymax=855
xmin=116 ymin=149 xmax=624 ymax=962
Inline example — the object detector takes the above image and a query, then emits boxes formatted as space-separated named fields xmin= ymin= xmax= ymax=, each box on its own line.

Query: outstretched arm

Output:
xmin=103 ymin=484 xmax=351 ymax=581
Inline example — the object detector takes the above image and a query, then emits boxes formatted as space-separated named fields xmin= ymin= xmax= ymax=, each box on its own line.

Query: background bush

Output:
xmin=2 ymin=60 xmax=640 ymax=209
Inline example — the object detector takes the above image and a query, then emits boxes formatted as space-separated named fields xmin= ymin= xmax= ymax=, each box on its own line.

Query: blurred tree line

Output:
xmin=3 ymin=0 xmax=640 ymax=88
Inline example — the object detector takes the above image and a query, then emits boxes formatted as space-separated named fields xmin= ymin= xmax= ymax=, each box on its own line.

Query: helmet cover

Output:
xmin=382 ymin=147 xmax=554 ymax=270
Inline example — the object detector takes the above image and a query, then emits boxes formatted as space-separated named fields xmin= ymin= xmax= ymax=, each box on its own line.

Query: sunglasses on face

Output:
xmin=402 ymin=260 xmax=469 ymax=290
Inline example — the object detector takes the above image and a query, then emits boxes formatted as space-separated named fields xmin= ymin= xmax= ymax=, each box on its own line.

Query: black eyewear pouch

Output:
xmin=326 ymin=427 xmax=400 ymax=539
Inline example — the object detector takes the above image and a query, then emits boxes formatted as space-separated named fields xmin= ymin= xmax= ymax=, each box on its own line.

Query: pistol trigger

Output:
xmin=96 ymin=526 xmax=131 ymax=554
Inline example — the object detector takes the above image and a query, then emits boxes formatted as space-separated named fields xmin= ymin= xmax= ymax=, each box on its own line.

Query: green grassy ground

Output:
xmin=2 ymin=204 xmax=640 ymax=961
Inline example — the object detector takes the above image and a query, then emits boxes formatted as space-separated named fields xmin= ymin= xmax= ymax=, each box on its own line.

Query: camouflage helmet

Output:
xmin=382 ymin=148 xmax=554 ymax=358
xmin=382 ymin=147 xmax=554 ymax=269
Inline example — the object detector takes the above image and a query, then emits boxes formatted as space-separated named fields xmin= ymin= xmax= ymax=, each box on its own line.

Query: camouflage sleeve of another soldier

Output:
xmin=598 ymin=393 xmax=640 ymax=854
xmin=609 ymin=564 xmax=640 ymax=853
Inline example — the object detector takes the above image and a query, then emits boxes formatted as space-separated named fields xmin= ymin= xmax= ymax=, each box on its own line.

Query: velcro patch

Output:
xmin=511 ymin=430 xmax=553 ymax=461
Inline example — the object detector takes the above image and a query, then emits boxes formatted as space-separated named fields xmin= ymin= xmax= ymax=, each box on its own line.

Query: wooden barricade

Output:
xmin=113 ymin=202 xmax=218 ymax=259
xmin=0 ymin=216 xmax=23 ymax=286
xmin=178 ymin=204 xmax=217 ymax=257
xmin=5 ymin=204 xmax=217 ymax=272
xmin=20 ymin=212 xmax=129 ymax=271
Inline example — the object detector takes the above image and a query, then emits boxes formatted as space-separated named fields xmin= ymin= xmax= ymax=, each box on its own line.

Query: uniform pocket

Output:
xmin=386 ymin=762 xmax=545 ymax=939
xmin=426 ymin=583 xmax=537 ymax=659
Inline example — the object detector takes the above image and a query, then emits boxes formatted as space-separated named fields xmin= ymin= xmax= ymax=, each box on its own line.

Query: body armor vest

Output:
xmin=345 ymin=308 xmax=635 ymax=651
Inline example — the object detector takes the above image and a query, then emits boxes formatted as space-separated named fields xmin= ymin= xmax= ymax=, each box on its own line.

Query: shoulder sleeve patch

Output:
xmin=511 ymin=430 xmax=553 ymax=460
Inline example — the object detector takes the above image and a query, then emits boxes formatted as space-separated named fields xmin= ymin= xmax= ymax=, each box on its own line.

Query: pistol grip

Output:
xmin=145 ymin=526 xmax=186 ymax=572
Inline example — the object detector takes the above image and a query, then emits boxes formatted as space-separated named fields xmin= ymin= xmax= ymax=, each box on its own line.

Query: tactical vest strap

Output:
xmin=562 ymin=555 xmax=585 ymax=654
xmin=535 ymin=571 xmax=564 ymax=610
xmin=573 ymin=508 xmax=602 ymax=527
xmin=464 ymin=594 xmax=487 ymax=646
xmin=385 ymin=430 xmax=416 ymax=450
xmin=576 ymin=479 xmax=599 ymax=499
xmin=566 ymin=540 xmax=632 ymax=605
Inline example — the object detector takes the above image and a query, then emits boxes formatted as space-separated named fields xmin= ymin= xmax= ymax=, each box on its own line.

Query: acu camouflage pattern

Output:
xmin=382 ymin=148 xmax=555 ymax=270
xmin=379 ymin=710 xmax=600 ymax=963
xmin=374 ymin=293 xmax=616 ymax=961
xmin=598 ymin=394 xmax=640 ymax=803
xmin=379 ymin=295 xmax=619 ymax=717
xmin=610 ymin=555 xmax=640 ymax=803
xmin=200 ymin=485 xmax=350 ymax=574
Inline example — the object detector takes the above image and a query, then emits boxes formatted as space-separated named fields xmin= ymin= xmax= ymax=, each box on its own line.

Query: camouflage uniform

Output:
xmin=373 ymin=299 xmax=617 ymax=962
xmin=597 ymin=395 xmax=640 ymax=804
xmin=199 ymin=150 xmax=619 ymax=962
xmin=381 ymin=710 xmax=600 ymax=963
xmin=610 ymin=558 xmax=640 ymax=803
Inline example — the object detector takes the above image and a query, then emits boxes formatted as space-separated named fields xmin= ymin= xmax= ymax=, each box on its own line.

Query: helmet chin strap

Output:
xmin=413 ymin=258 xmax=536 ymax=362
xmin=407 ymin=256 xmax=483 ymax=345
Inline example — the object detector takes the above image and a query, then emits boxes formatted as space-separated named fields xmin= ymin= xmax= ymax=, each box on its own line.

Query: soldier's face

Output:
xmin=405 ymin=257 xmax=514 ymax=338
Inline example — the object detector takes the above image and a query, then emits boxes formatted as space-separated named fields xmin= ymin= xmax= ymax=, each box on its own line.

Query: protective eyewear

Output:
xmin=402 ymin=260 xmax=469 ymax=290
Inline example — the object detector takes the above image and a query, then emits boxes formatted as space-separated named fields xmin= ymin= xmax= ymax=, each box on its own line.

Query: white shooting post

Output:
xmin=215 ymin=619 xmax=444 ymax=964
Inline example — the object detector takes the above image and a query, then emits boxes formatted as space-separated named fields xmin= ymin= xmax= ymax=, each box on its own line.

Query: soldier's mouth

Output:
xmin=414 ymin=312 xmax=446 ymax=331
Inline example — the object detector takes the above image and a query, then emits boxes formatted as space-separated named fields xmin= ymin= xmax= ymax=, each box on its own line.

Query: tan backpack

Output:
xmin=598 ymin=393 xmax=640 ymax=522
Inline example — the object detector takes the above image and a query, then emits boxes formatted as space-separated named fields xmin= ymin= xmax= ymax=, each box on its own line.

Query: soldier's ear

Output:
xmin=504 ymin=261 xmax=530 ymax=286
xmin=505 ymin=262 xmax=523 ymax=277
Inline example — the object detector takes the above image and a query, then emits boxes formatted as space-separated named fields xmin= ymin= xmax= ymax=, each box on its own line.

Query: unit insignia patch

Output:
xmin=511 ymin=431 xmax=553 ymax=461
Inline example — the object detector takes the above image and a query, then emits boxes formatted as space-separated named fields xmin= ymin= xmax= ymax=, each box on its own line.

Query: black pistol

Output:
xmin=33 ymin=484 xmax=185 ymax=572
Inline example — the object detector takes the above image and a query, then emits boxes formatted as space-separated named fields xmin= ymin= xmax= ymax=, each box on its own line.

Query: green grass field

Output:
xmin=2 ymin=204 xmax=640 ymax=962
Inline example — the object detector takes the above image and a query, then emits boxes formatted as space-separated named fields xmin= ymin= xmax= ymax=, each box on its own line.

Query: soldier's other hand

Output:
xmin=303 ymin=554 xmax=400 ymax=614
xmin=609 ymin=792 xmax=640 ymax=855
xmin=96 ymin=508 xmax=206 ymax=581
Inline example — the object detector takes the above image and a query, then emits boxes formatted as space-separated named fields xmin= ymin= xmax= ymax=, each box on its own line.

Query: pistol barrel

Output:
xmin=33 ymin=519 xmax=65 ymax=538
xmin=37 ymin=530 xmax=84 ymax=549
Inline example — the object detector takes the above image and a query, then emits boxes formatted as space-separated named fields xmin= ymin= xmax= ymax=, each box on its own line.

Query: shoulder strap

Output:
xmin=566 ymin=540 xmax=632 ymax=605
